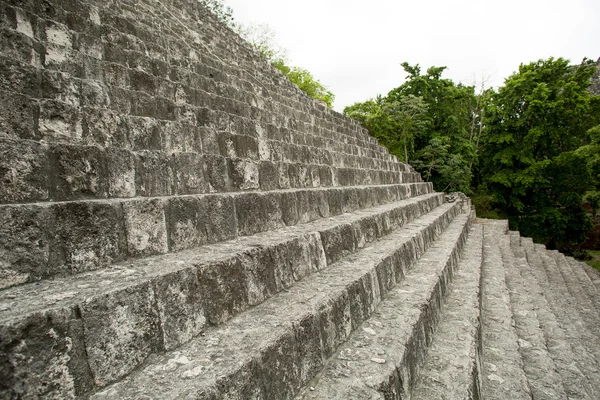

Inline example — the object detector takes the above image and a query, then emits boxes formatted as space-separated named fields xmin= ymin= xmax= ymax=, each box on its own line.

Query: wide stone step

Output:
xmin=0 ymin=193 xmax=458 ymax=398
xmin=0 ymin=182 xmax=434 ymax=288
xmin=409 ymin=221 xmax=483 ymax=400
xmin=480 ymin=221 xmax=531 ymax=400
xmin=564 ymin=255 xmax=600 ymax=308
xmin=519 ymin=239 xmax=596 ymax=399
xmin=294 ymin=209 xmax=474 ymax=399
xmin=86 ymin=202 xmax=468 ymax=399
xmin=550 ymin=252 xmax=600 ymax=342
xmin=503 ymin=232 xmax=568 ymax=399
xmin=532 ymin=245 xmax=600 ymax=398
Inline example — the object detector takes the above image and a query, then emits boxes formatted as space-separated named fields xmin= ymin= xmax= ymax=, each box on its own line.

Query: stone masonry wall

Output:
xmin=0 ymin=0 xmax=418 ymax=289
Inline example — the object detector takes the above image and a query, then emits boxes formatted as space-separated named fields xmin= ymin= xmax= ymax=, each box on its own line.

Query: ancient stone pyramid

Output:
xmin=1 ymin=0 xmax=599 ymax=398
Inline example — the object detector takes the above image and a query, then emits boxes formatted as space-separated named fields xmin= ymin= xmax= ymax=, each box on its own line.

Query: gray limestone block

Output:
xmin=40 ymin=68 xmax=80 ymax=106
xmin=0 ymin=26 xmax=44 ymax=67
xmin=0 ymin=138 xmax=50 ymax=203
xmin=0 ymin=90 xmax=39 ymax=141
xmin=294 ymin=312 xmax=326 ymax=384
xmin=257 ymin=329 xmax=299 ymax=396
xmin=198 ymin=126 xmax=220 ymax=156
xmin=0 ymin=204 xmax=51 ymax=288
xmin=166 ymin=194 xmax=236 ymax=251
xmin=0 ymin=54 xmax=41 ymax=97
xmin=280 ymin=191 xmax=299 ymax=226
xmin=203 ymin=154 xmax=232 ymax=192
xmin=134 ymin=150 xmax=174 ymax=196
xmin=198 ymin=256 xmax=248 ymax=325
xmin=130 ymin=91 xmax=156 ymax=118
xmin=127 ymin=116 xmax=163 ymax=151
xmin=288 ymin=163 xmax=313 ymax=188
xmin=152 ymin=266 xmax=206 ymax=351
xmin=227 ymin=158 xmax=259 ymax=191
xmin=81 ymin=281 xmax=162 ymax=388
xmin=106 ymin=86 xmax=133 ymax=115
xmin=258 ymin=161 xmax=279 ymax=191
xmin=49 ymin=143 xmax=108 ymax=200
xmin=317 ymin=291 xmax=353 ymax=359
xmin=48 ymin=200 xmax=127 ymax=276
xmin=81 ymin=107 xmax=129 ymax=148
xmin=163 ymin=121 xmax=202 ymax=154
xmin=341 ymin=187 xmax=360 ymax=213
xmin=320 ymin=223 xmax=358 ymax=265
xmin=235 ymin=192 xmax=283 ymax=236
xmin=0 ymin=306 xmax=94 ymax=399
xmin=122 ymin=198 xmax=168 ymax=258
xmin=104 ymin=147 xmax=136 ymax=198
xmin=170 ymin=152 xmax=207 ymax=195
xmin=128 ymin=68 xmax=156 ymax=94
xmin=103 ymin=62 xmax=130 ymax=88
xmin=80 ymin=79 xmax=110 ymax=109
xmin=217 ymin=131 xmax=259 ymax=160
xmin=38 ymin=99 xmax=83 ymax=142
xmin=318 ymin=166 xmax=333 ymax=187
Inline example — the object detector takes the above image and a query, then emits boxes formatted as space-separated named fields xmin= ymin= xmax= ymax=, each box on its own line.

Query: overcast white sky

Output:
xmin=223 ymin=0 xmax=599 ymax=112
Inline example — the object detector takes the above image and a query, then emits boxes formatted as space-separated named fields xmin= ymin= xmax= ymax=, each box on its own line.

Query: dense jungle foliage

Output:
xmin=345 ymin=58 xmax=600 ymax=254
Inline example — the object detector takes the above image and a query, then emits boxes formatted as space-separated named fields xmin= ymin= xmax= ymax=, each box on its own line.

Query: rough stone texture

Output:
xmin=1 ymin=0 xmax=599 ymax=399
xmin=480 ymin=221 xmax=531 ymax=400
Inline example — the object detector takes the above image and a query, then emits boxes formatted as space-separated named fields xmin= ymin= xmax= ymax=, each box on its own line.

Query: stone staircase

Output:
xmin=1 ymin=0 xmax=599 ymax=399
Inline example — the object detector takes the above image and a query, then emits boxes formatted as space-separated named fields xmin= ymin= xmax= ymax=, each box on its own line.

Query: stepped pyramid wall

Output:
xmin=0 ymin=1 xmax=599 ymax=399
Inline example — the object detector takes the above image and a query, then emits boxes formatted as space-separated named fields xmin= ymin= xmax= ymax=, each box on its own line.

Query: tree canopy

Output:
xmin=481 ymin=58 xmax=600 ymax=249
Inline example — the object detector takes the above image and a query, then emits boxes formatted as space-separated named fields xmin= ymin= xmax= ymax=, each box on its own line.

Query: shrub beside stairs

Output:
xmin=1 ymin=0 xmax=600 ymax=398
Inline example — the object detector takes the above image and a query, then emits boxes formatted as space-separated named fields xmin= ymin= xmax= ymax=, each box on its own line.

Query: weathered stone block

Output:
xmin=0 ymin=55 xmax=41 ymax=97
xmin=153 ymin=267 xmax=205 ymax=350
xmin=203 ymin=154 xmax=232 ymax=192
xmin=49 ymin=144 xmax=108 ymax=200
xmin=0 ymin=307 xmax=94 ymax=399
xmin=0 ymin=138 xmax=49 ymax=203
xmin=81 ymin=282 xmax=162 ymax=387
xmin=0 ymin=204 xmax=51 ymax=288
xmin=48 ymin=201 xmax=127 ymax=275
xmin=134 ymin=150 xmax=173 ymax=196
xmin=227 ymin=158 xmax=259 ymax=191
xmin=0 ymin=27 xmax=43 ymax=67
xmin=171 ymin=152 xmax=207 ymax=195
xmin=199 ymin=257 xmax=248 ymax=325
xmin=122 ymin=198 xmax=168 ymax=257
xmin=38 ymin=99 xmax=83 ymax=141
xmin=0 ymin=90 xmax=39 ymax=140
xmin=82 ymin=107 xmax=129 ymax=148
xmin=105 ymin=147 xmax=136 ymax=198
xmin=235 ymin=192 xmax=283 ymax=236
xmin=320 ymin=223 xmax=357 ymax=265
xmin=258 ymin=161 xmax=279 ymax=191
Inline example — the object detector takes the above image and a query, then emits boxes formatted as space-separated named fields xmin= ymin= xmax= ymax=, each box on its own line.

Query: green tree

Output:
xmin=272 ymin=60 xmax=335 ymax=108
xmin=198 ymin=0 xmax=235 ymax=27
xmin=481 ymin=57 xmax=599 ymax=250
xmin=345 ymin=63 xmax=477 ymax=193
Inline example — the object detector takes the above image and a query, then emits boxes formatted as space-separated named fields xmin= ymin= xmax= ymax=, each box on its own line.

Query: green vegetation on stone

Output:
xmin=585 ymin=250 xmax=600 ymax=271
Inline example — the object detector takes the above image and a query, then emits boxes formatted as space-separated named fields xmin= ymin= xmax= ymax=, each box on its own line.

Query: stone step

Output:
xmin=409 ymin=222 xmax=483 ymax=400
xmin=546 ymin=250 xmax=600 ymax=362
xmin=84 ymin=203 xmax=469 ymax=399
xmin=564 ymin=256 xmax=600 ymax=306
xmin=518 ymin=239 xmax=596 ymax=399
xmin=577 ymin=259 xmax=600 ymax=289
xmin=0 ymin=182 xmax=434 ymax=288
xmin=294 ymin=210 xmax=475 ymax=399
xmin=1 ymin=135 xmax=418 ymax=204
xmin=504 ymin=232 xmax=568 ymax=399
xmin=532 ymin=245 xmax=600 ymax=398
xmin=0 ymin=195 xmax=462 ymax=398
xmin=480 ymin=220 xmax=531 ymax=400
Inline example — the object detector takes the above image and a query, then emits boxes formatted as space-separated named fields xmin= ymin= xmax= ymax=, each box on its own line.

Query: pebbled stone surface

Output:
xmin=503 ymin=232 xmax=567 ymax=399
xmin=89 ymin=202 xmax=466 ymax=399
xmin=295 ymin=210 xmax=474 ymax=399
xmin=410 ymin=222 xmax=483 ymax=400
xmin=480 ymin=220 xmax=531 ymax=400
